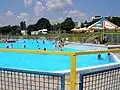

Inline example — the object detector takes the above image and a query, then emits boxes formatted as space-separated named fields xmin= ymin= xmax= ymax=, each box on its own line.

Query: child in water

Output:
xmin=6 ymin=45 xmax=9 ymax=48
xmin=107 ymin=53 xmax=112 ymax=61
xmin=44 ymin=48 xmax=46 ymax=51
xmin=43 ymin=40 xmax=45 ymax=44
xmin=98 ymin=54 xmax=103 ymax=60
xmin=24 ymin=45 xmax=26 ymax=48
xmin=11 ymin=44 xmax=13 ymax=48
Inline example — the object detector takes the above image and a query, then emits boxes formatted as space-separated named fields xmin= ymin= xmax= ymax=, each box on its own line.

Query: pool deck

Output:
xmin=66 ymin=42 xmax=120 ymax=49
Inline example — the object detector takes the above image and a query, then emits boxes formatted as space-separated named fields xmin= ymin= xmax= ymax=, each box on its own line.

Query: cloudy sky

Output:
xmin=0 ymin=0 xmax=120 ymax=26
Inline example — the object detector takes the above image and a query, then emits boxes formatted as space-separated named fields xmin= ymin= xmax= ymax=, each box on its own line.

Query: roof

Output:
xmin=88 ymin=17 xmax=118 ymax=30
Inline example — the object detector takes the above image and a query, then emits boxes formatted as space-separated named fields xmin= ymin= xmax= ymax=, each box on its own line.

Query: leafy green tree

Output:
xmin=20 ymin=21 xmax=26 ymax=30
xmin=27 ymin=24 xmax=36 ymax=35
xmin=1 ymin=25 xmax=12 ymax=35
xmin=61 ymin=17 xmax=75 ymax=33
xmin=10 ymin=25 xmax=21 ymax=35
xmin=36 ymin=18 xmax=51 ymax=31
xmin=52 ymin=23 xmax=61 ymax=31
xmin=81 ymin=23 xmax=85 ymax=28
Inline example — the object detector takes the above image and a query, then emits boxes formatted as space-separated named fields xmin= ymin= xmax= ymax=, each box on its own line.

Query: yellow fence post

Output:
xmin=100 ymin=32 xmax=103 ymax=41
xmin=70 ymin=53 xmax=76 ymax=90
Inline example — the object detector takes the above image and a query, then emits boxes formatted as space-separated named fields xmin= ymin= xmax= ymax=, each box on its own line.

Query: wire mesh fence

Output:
xmin=0 ymin=68 xmax=65 ymax=90
xmin=80 ymin=67 xmax=120 ymax=90
xmin=107 ymin=33 xmax=120 ymax=44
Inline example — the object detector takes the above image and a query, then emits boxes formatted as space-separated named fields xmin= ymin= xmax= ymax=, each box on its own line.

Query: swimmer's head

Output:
xmin=55 ymin=45 xmax=57 ymax=47
xmin=44 ymin=48 xmax=46 ymax=51
xmin=98 ymin=54 xmax=101 ymax=59
xmin=107 ymin=53 xmax=110 ymax=56
xmin=6 ymin=46 xmax=9 ymax=48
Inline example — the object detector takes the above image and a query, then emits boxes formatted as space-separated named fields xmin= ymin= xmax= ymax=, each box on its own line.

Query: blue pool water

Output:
xmin=0 ymin=39 xmax=117 ymax=72
xmin=0 ymin=39 xmax=78 ymax=51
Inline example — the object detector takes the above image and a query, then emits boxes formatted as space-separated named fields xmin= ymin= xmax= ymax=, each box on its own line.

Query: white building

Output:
xmin=74 ymin=22 xmax=81 ymax=28
xmin=39 ymin=29 xmax=47 ymax=34
xmin=31 ymin=31 xmax=39 ymax=35
xmin=21 ymin=30 xmax=27 ymax=35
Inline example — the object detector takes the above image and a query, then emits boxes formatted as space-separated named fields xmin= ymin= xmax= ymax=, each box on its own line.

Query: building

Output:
xmin=21 ymin=30 xmax=27 ymax=35
xmin=74 ymin=22 xmax=81 ymax=28
xmin=31 ymin=31 xmax=39 ymax=35
xmin=39 ymin=29 xmax=47 ymax=34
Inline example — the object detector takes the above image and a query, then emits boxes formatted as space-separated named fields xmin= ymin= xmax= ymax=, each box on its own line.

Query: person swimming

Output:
xmin=58 ymin=45 xmax=62 ymax=51
xmin=107 ymin=53 xmax=111 ymax=56
xmin=36 ymin=40 xmax=39 ymax=43
xmin=24 ymin=45 xmax=26 ymax=48
xmin=107 ymin=53 xmax=112 ymax=61
xmin=43 ymin=40 xmax=45 ymax=44
xmin=44 ymin=48 xmax=46 ymax=51
xmin=6 ymin=45 xmax=9 ymax=48
xmin=98 ymin=54 xmax=103 ymax=60
xmin=11 ymin=44 xmax=13 ymax=48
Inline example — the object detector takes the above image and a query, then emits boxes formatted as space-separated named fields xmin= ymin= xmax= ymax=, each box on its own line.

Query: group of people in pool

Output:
xmin=5 ymin=39 xmax=68 ymax=51
xmin=98 ymin=53 xmax=112 ymax=60
xmin=53 ymin=39 xmax=67 ymax=51
xmin=6 ymin=44 xmax=13 ymax=48
xmin=6 ymin=39 xmax=47 ymax=51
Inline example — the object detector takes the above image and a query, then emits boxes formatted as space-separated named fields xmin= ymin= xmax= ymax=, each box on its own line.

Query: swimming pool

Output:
xmin=0 ymin=39 xmax=118 ymax=73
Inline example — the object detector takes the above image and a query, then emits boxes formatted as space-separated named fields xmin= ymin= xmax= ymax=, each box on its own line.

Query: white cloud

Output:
xmin=63 ymin=10 xmax=88 ymax=22
xmin=24 ymin=0 xmax=32 ymax=7
xmin=5 ymin=11 xmax=14 ymax=16
xmin=58 ymin=17 xmax=64 ymax=22
xmin=46 ymin=0 xmax=73 ymax=11
xmin=69 ymin=10 xmax=85 ymax=16
xmin=63 ymin=10 xmax=85 ymax=17
xmin=34 ymin=1 xmax=45 ymax=17
xmin=17 ymin=13 xmax=30 ymax=21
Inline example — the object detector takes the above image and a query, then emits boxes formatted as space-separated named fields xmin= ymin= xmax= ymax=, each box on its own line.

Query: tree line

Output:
xmin=0 ymin=16 xmax=120 ymax=35
xmin=0 ymin=17 xmax=75 ymax=35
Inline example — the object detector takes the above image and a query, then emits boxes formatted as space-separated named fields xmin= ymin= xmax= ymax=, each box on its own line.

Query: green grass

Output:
xmin=0 ymin=32 xmax=102 ymax=42
xmin=17 ymin=32 xmax=101 ymax=42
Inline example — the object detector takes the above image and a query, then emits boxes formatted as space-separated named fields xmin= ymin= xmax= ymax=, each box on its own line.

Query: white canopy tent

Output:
xmin=71 ymin=27 xmax=91 ymax=32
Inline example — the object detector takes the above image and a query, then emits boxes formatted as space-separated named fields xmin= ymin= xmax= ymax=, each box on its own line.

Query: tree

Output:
xmin=10 ymin=25 xmax=21 ymax=35
xmin=27 ymin=24 xmax=36 ymax=35
xmin=52 ymin=23 xmax=61 ymax=31
xmin=1 ymin=25 xmax=12 ymax=35
xmin=81 ymin=23 xmax=85 ymax=28
xmin=61 ymin=17 xmax=75 ymax=33
xmin=36 ymin=18 xmax=51 ymax=31
xmin=20 ymin=21 xmax=26 ymax=30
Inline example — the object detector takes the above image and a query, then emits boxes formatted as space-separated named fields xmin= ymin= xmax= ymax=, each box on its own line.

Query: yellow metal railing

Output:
xmin=0 ymin=48 xmax=120 ymax=90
